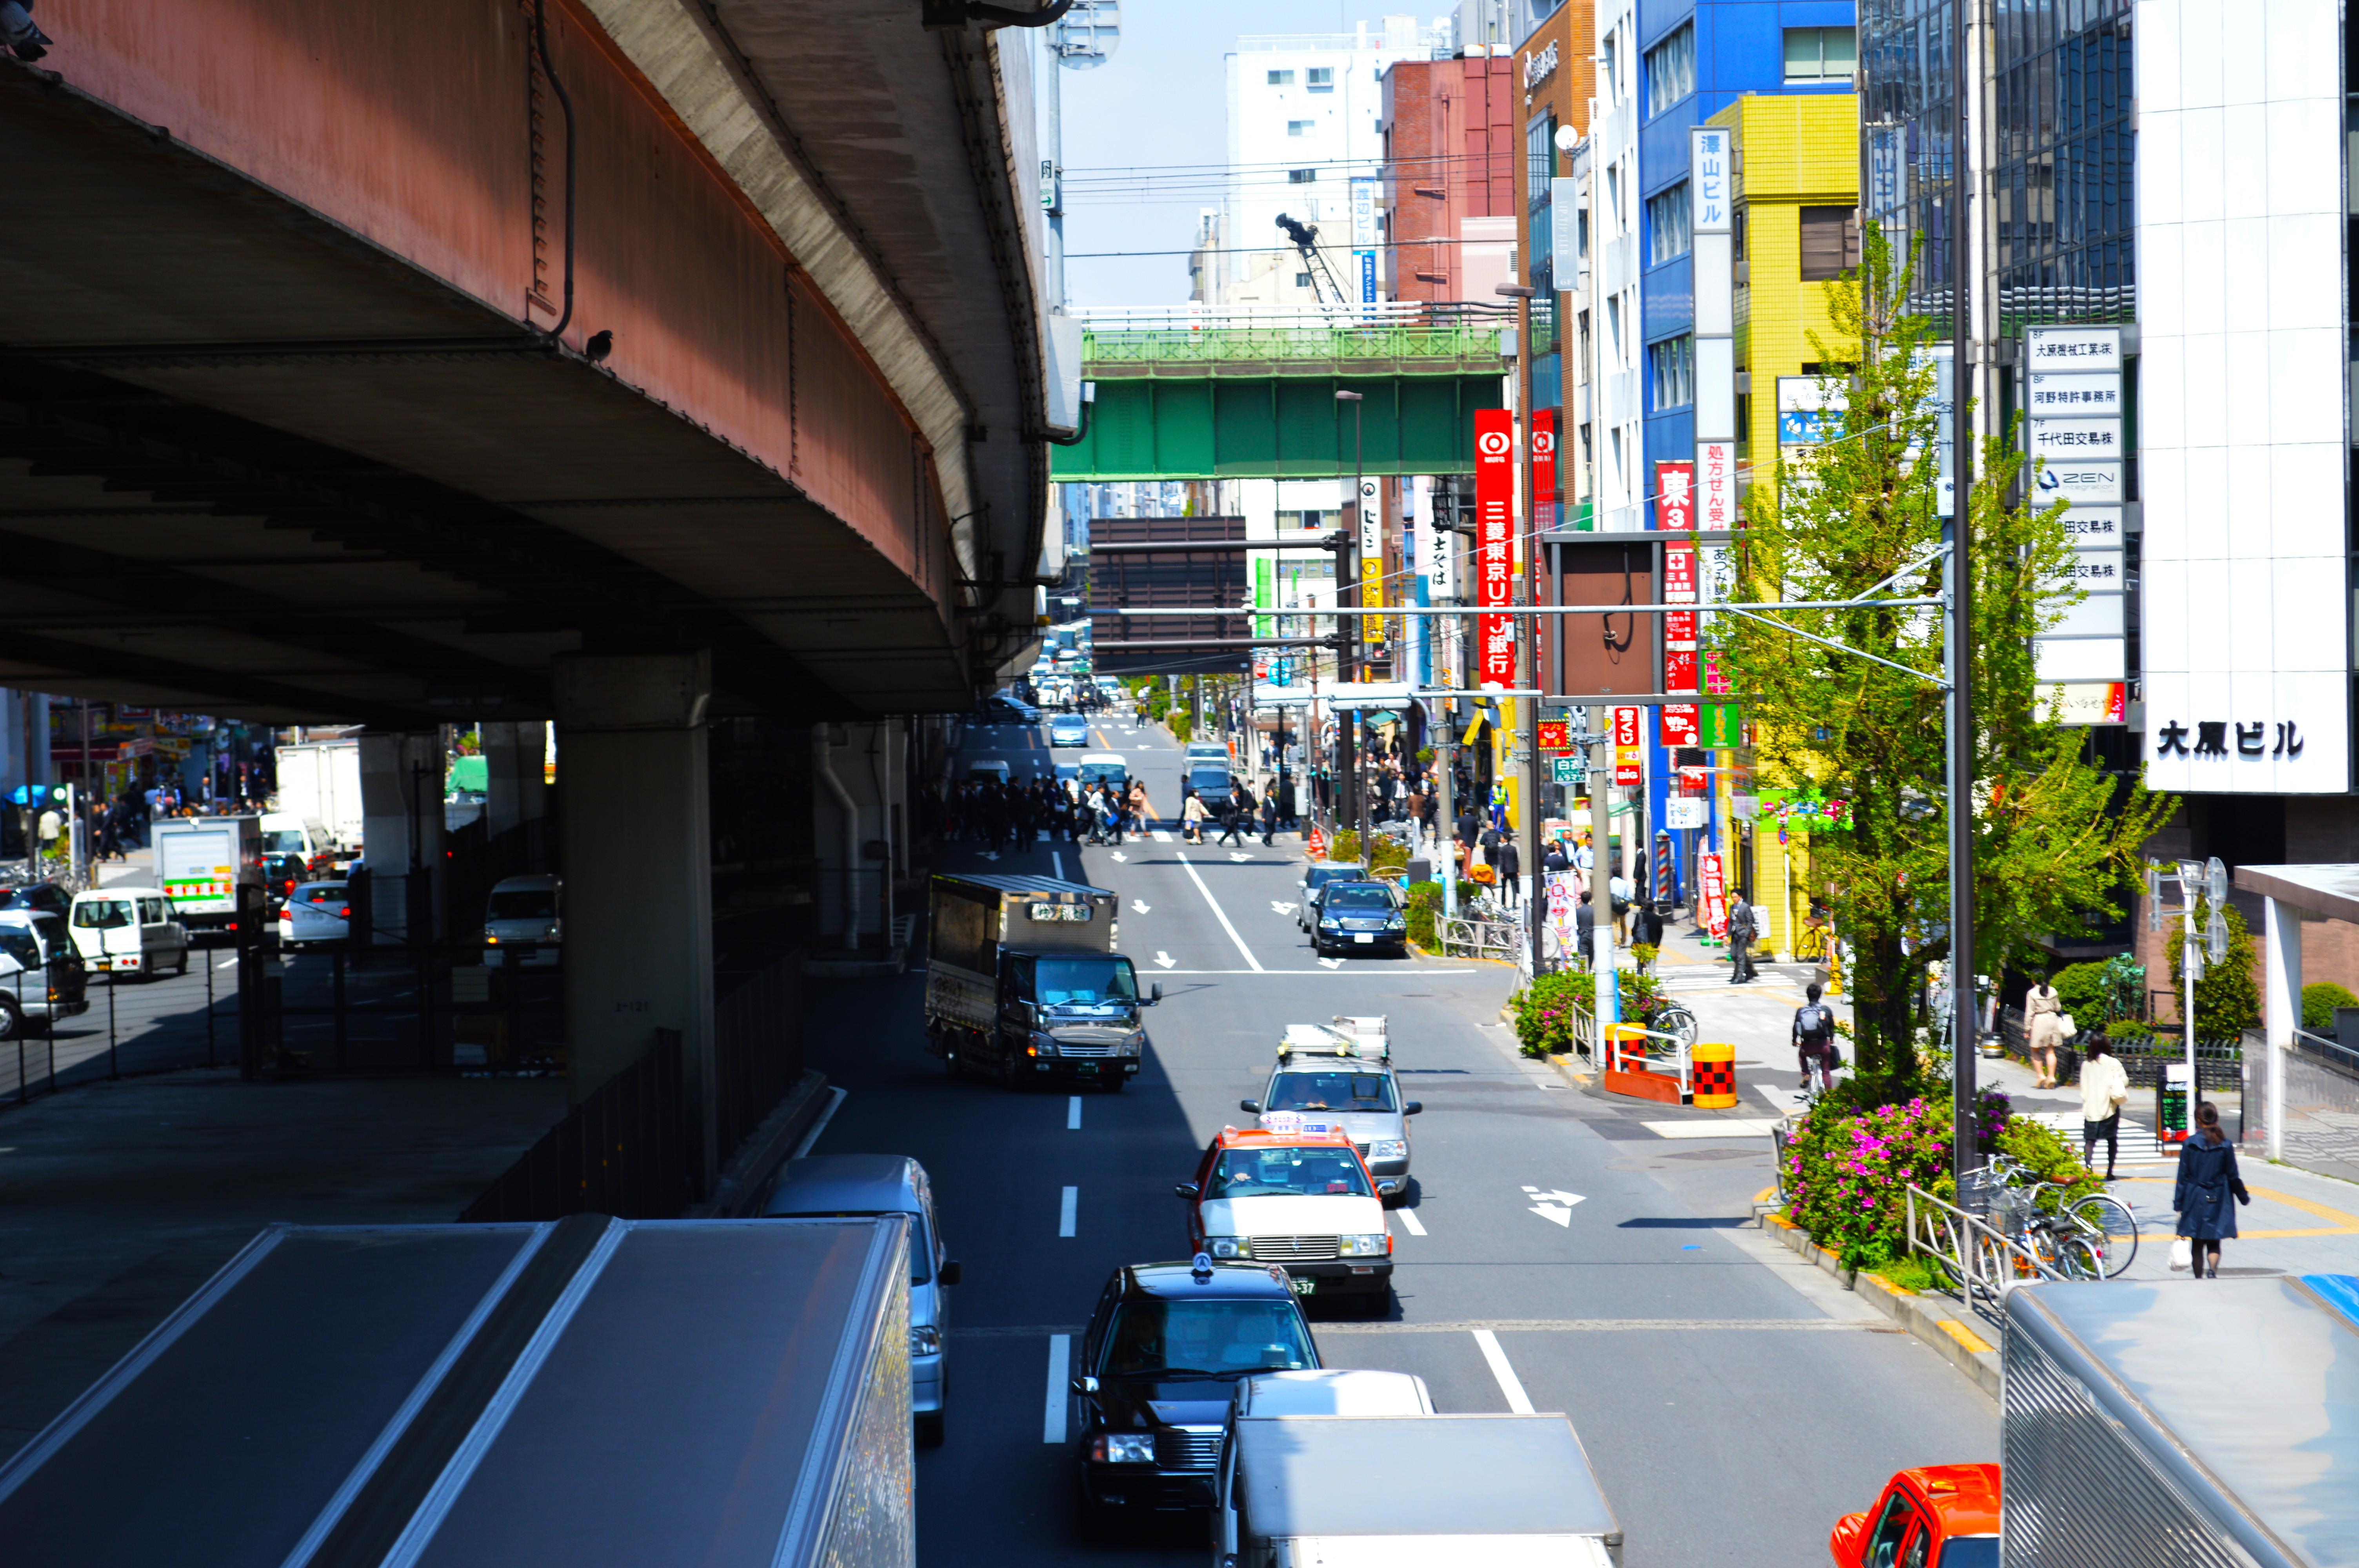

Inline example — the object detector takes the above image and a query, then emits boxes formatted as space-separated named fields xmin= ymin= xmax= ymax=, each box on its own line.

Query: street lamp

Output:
xmin=1335 ymin=388 xmax=1365 ymax=865
xmin=2148 ymin=857 xmax=2230 ymax=1145
xmin=1496 ymin=282 xmax=1546 ymax=978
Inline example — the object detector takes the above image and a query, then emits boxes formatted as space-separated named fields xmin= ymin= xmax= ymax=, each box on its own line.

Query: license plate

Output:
xmin=1354 ymin=934 xmax=1374 ymax=944
xmin=1289 ymin=1276 xmax=1316 ymax=1296
xmin=1076 ymin=1063 xmax=1098 ymax=1074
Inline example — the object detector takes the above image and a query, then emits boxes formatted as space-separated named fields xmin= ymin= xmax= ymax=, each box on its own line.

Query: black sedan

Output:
xmin=1072 ymin=1258 xmax=1319 ymax=1521
xmin=1309 ymin=880 xmax=1410 ymax=957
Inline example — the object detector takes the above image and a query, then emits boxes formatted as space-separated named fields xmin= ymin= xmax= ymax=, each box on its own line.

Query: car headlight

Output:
xmin=1205 ymin=1236 xmax=1249 ymax=1259
xmin=1090 ymin=1433 xmax=1157 ymax=1464
xmin=1385 ymin=916 xmax=1405 ymax=929
xmin=1029 ymin=1031 xmax=1058 ymax=1058
xmin=909 ymin=1325 xmax=942 ymax=1356
xmin=1319 ymin=917 xmax=1341 ymax=929
xmin=1367 ymin=1139 xmax=1407 ymax=1162
xmin=1123 ymin=1031 xmax=1145 ymax=1055
xmin=1337 ymin=1233 xmax=1390 ymax=1256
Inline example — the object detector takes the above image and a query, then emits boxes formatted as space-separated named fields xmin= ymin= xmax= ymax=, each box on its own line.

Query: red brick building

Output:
xmin=1378 ymin=54 xmax=1519 ymax=304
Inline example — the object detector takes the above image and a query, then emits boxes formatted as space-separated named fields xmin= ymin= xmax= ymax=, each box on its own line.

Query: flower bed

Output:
xmin=1507 ymin=968 xmax=1665 ymax=1058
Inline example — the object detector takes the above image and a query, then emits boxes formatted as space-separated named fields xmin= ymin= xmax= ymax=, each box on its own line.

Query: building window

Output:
xmin=1783 ymin=27 xmax=1856 ymax=83
xmin=1527 ymin=114 xmax=1557 ymax=210
xmin=1295 ymin=272 xmax=1314 ymax=289
xmin=1647 ymin=183 xmax=1692 ymax=266
xmin=1288 ymin=168 xmax=1318 ymax=182
xmin=1287 ymin=120 xmax=1314 ymax=137
xmin=1649 ymin=334 xmax=1695 ymax=410
xmin=1799 ymin=206 xmax=1862 ymax=280
xmin=1645 ymin=24 xmax=1694 ymax=119
xmin=1306 ymin=66 xmax=1334 ymax=88
xmin=1267 ymin=69 xmax=1295 ymax=85
xmin=1600 ymin=31 xmax=1619 ymax=106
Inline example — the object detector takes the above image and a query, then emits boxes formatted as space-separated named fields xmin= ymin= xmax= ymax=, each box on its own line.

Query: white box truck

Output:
xmin=153 ymin=815 xmax=262 ymax=929
xmin=271 ymin=739 xmax=363 ymax=850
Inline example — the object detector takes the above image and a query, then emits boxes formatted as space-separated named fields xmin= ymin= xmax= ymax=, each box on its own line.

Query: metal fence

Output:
xmin=2266 ymin=1029 xmax=2359 ymax=1182
xmin=458 ymin=1027 xmax=692 ymax=1223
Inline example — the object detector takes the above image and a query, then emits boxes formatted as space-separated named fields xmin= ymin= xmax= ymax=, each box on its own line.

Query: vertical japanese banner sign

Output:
xmin=1530 ymin=410 xmax=1558 ymax=535
xmin=1612 ymin=705 xmax=1641 ymax=786
xmin=1697 ymin=851 xmax=1728 ymax=941
xmin=1475 ymin=409 xmax=1516 ymax=687
xmin=1663 ymin=542 xmax=1699 ymax=739
xmin=1654 ymin=460 xmax=1695 ymax=532
xmin=1359 ymin=477 xmax=1384 ymax=657
xmin=1351 ymin=177 xmax=1379 ymax=313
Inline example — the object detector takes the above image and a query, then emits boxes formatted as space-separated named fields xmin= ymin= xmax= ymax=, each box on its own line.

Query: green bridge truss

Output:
xmin=1050 ymin=322 xmax=1508 ymax=481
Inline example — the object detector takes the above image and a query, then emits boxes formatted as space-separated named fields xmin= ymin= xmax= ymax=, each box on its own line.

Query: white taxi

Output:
xmin=1175 ymin=1122 xmax=1392 ymax=1316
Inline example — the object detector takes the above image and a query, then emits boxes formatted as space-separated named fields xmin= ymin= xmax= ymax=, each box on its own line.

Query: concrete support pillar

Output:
xmin=556 ymin=654 xmax=715 ymax=1188
xmin=812 ymin=722 xmax=906 ymax=950
xmin=357 ymin=730 xmax=446 ymax=946
xmin=480 ymin=720 xmax=550 ymax=839
xmin=2263 ymin=893 xmax=2300 ymax=1163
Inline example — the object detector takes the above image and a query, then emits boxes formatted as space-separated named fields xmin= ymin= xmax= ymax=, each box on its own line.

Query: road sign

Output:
xmin=1699 ymin=702 xmax=1743 ymax=748
xmin=1550 ymin=757 xmax=1583 ymax=785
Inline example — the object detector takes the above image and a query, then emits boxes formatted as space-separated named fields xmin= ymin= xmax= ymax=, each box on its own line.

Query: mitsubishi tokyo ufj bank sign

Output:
xmin=1474 ymin=409 xmax=1515 ymax=687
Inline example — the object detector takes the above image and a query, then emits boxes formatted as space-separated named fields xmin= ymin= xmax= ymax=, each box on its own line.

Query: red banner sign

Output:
xmin=1654 ymin=459 xmax=1694 ymax=531
xmin=1697 ymin=851 xmax=1728 ymax=941
xmin=1664 ymin=542 xmax=1698 ymax=691
xmin=1612 ymin=705 xmax=1641 ymax=787
xmin=1661 ymin=704 xmax=1699 ymax=748
xmin=1475 ymin=408 xmax=1515 ymax=687
xmin=1531 ymin=410 xmax=1557 ymax=533
xmin=1537 ymin=719 xmax=1570 ymax=752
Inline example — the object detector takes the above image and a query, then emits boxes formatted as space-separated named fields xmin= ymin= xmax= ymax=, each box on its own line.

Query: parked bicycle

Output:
xmin=1964 ymin=1153 xmax=2138 ymax=1285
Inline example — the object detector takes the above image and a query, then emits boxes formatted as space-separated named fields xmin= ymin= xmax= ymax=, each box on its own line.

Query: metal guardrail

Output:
xmin=1081 ymin=317 xmax=1507 ymax=371
xmin=1905 ymin=1181 xmax=2065 ymax=1296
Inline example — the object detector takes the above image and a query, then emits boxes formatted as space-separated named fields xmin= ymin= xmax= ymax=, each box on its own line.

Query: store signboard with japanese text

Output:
xmin=1474 ymin=408 xmax=1515 ymax=687
xmin=2028 ymin=372 xmax=2122 ymax=419
xmin=1694 ymin=441 xmax=1737 ymax=530
xmin=2025 ymin=326 xmax=2123 ymax=374
xmin=1531 ymin=410 xmax=1557 ymax=535
xmin=1612 ymin=705 xmax=1641 ymax=786
xmin=1654 ymin=461 xmax=1694 ymax=532
xmin=1696 ymin=851 xmax=1728 ymax=940
xmin=1660 ymin=703 xmax=1699 ymax=748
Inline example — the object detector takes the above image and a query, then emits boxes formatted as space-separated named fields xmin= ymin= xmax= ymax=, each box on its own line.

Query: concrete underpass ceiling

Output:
xmin=0 ymin=52 xmax=992 ymax=726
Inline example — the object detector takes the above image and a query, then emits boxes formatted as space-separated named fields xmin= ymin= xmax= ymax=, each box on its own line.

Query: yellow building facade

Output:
xmin=1708 ymin=91 xmax=1858 ymax=964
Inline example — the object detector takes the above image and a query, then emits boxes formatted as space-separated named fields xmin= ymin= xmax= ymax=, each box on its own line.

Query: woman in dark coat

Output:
xmin=2173 ymin=1101 xmax=2250 ymax=1278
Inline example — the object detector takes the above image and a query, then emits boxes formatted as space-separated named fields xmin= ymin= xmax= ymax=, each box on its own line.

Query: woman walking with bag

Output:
xmin=2172 ymin=1101 xmax=2250 ymax=1278
xmin=2023 ymin=976 xmax=2066 ymax=1088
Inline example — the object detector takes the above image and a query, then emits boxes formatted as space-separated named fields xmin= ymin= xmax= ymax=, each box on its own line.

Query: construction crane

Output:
xmin=1275 ymin=213 xmax=1354 ymax=312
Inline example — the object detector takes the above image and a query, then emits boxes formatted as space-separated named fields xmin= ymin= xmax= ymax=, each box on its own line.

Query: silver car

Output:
xmin=763 ymin=1154 xmax=962 ymax=1446
xmin=1295 ymin=861 xmax=1363 ymax=932
xmin=1241 ymin=1020 xmax=1422 ymax=1203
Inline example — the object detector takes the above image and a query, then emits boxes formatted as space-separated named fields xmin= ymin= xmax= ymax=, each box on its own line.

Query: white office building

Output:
xmin=1224 ymin=18 xmax=1454 ymax=306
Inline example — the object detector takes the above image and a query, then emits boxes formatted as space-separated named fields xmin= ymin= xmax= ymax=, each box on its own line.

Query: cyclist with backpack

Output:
xmin=1792 ymin=983 xmax=1840 ymax=1093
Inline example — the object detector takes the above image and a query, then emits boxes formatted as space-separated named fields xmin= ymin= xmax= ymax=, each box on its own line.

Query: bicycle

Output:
xmin=1791 ymin=918 xmax=1833 ymax=965
xmin=1971 ymin=1154 xmax=2137 ymax=1284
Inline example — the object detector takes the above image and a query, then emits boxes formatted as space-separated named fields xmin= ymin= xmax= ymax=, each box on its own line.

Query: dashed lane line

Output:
xmin=1067 ymin=1095 xmax=1082 ymax=1131
xmin=1043 ymin=1335 xmax=1070 ymax=1443
xmin=1059 ymin=1185 xmax=1079 ymax=1237
xmin=1396 ymin=1209 xmax=1427 ymax=1237
xmin=1471 ymin=1330 xmax=1536 ymax=1413
xmin=1174 ymin=852 xmax=1263 ymax=973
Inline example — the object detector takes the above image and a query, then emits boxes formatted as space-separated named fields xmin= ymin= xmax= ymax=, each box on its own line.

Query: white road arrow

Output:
xmin=1110 ymin=851 xmax=1129 ymax=863
xmin=1521 ymin=1186 xmax=1587 ymax=1226
xmin=978 ymin=851 xmax=1000 ymax=861
xmin=1229 ymin=852 xmax=1255 ymax=862
xmin=1318 ymin=957 xmax=1345 ymax=971
xmin=1131 ymin=899 xmax=1150 ymax=914
xmin=1154 ymin=951 xmax=1176 ymax=969
xmin=1270 ymin=901 xmax=1296 ymax=915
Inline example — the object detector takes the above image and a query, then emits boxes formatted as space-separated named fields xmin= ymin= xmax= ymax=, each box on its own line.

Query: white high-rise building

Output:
xmin=1224 ymin=17 xmax=1453 ymax=306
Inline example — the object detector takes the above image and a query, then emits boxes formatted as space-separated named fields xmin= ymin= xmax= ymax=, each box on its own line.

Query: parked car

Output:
xmin=1072 ymin=1257 xmax=1319 ymax=1519
xmin=762 ymin=1154 xmax=962 ymax=1447
xmin=482 ymin=874 xmax=561 ymax=967
xmin=0 ymin=909 xmax=85 ymax=1036
xmin=67 ymin=889 xmax=190 ymax=978
xmin=1048 ymin=713 xmax=1091 ymax=748
xmin=1294 ymin=862 xmax=1363 ymax=932
xmin=1309 ymin=880 xmax=1408 ymax=957
xmin=278 ymin=881 xmax=351 ymax=947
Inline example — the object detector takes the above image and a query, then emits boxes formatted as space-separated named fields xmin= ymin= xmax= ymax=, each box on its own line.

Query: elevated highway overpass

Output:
xmin=0 ymin=0 xmax=1074 ymax=1173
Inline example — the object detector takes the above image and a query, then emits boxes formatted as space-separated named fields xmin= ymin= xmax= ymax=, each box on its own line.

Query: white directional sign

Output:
xmin=1522 ymin=1186 xmax=1587 ymax=1226
xmin=1153 ymin=951 xmax=1175 ymax=969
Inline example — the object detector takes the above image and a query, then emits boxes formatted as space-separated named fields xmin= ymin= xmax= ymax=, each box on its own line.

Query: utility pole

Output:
xmin=1946 ymin=0 xmax=1979 ymax=1191
xmin=1335 ymin=390 xmax=1365 ymax=862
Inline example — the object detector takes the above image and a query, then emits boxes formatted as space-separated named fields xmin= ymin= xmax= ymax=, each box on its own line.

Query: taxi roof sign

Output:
xmin=1215 ymin=1122 xmax=1353 ymax=1147
xmin=1278 ymin=1016 xmax=1389 ymax=1063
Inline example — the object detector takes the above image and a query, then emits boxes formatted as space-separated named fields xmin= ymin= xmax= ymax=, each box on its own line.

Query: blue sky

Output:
xmin=1052 ymin=2 xmax=1447 ymax=308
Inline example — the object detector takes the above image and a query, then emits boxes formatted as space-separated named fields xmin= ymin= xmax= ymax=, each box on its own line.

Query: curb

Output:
xmin=688 ymin=1069 xmax=832 ymax=1219
xmin=1757 ymin=1209 xmax=2003 ymax=1400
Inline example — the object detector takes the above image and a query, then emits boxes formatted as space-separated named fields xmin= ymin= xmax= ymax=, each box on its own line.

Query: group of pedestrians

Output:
xmin=939 ymin=774 xmax=1152 ymax=851
xmin=1180 ymin=777 xmax=1277 ymax=849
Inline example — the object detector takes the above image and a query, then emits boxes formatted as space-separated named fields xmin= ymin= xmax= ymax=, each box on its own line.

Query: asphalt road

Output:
xmin=801 ymin=713 xmax=1998 ymax=1566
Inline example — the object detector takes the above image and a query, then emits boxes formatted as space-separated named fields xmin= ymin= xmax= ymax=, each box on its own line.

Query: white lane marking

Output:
xmin=1318 ymin=957 xmax=1345 ymax=971
xmin=1044 ymin=1335 xmax=1071 ymax=1443
xmin=1175 ymin=853 xmax=1263 ymax=972
xmin=1051 ymin=851 xmax=1065 ymax=880
xmin=1472 ymin=1330 xmax=1536 ymax=1414
xmin=1067 ymin=1095 xmax=1082 ymax=1131
xmin=979 ymin=851 xmax=1000 ymax=861
xmin=1270 ymin=901 xmax=1296 ymax=915
xmin=1642 ymin=1118 xmax=1783 ymax=1139
xmin=1132 ymin=899 xmax=1150 ymax=913
xmin=217 ymin=957 xmax=240 ymax=970
xmin=1228 ymin=852 xmax=1254 ymax=862
xmin=1153 ymin=952 xmax=1176 ymax=969
xmin=1059 ymin=1186 xmax=1079 ymax=1237
xmin=1110 ymin=851 xmax=1129 ymax=863
xmin=792 ymin=1087 xmax=850 ymax=1160
xmin=1397 ymin=1209 xmax=1427 ymax=1237
xmin=1150 ymin=830 xmax=1172 ymax=842
xmin=1524 ymin=1188 xmax=1585 ymax=1227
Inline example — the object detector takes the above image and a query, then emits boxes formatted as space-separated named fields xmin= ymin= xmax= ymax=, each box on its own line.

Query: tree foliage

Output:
xmin=2164 ymin=899 xmax=2262 ymax=1042
xmin=1716 ymin=231 xmax=2173 ymax=1074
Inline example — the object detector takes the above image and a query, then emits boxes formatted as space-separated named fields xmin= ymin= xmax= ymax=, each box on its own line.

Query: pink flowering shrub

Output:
xmin=1781 ymin=1095 xmax=1954 ymax=1267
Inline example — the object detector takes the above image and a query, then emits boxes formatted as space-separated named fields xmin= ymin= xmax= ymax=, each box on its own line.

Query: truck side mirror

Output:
xmin=1239 ymin=1099 xmax=1262 ymax=1114
xmin=1149 ymin=983 xmax=1163 ymax=1004
xmin=1174 ymin=1182 xmax=1200 ymax=1200
xmin=938 ymin=1259 xmax=962 ymax=1286
xmin=1405 ymin=1101 xmax=1423 ymax=1116
xmin=1071 ymin=1375 xmax=1100 ymax=1395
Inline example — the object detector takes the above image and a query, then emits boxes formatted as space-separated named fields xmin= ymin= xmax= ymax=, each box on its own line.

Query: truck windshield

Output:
xmin=260 ymin=830 xmax=307 ymax=855
xmin=1035 ymin=956 xmax=1136 ymax=1005
xmin=489 ymin=890 xmax=556 ymax=921
xmin=1267 ymin=1072 xmax=1395 ymax=1112
xmin=72 ymin=900 xmax=133 ymax=930
xmin=1207 ymin=1146 xmax=1371 ymax=1198
xmin=1098 ymin=1299 xmax=1314 ymax=1378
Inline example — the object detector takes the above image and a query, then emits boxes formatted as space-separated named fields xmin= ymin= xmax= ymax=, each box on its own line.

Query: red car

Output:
xmin=1830 ymin=1465 xmax=2000 ymax=1568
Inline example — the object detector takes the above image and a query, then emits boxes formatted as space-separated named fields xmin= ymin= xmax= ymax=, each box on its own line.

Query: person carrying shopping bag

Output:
xmin=2078 ymin=1037 xmax=2131 ymax=1180
xmin=1181 ymin=790 xmax=1209 ymax=845
xmin=2023 ymin=976 xmax=2066 ymax=1087
xmin=2172 ymin=1101 xmax=2250 ymax=1278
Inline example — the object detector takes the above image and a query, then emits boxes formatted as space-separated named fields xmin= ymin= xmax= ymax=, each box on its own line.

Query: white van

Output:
xmin=68 ymin=889 xmax=191 ymax=978
xmin=483 ymin=874 xmax=561 ymax=967
xmin=0 ymin=910 xmax=86 ymax=1035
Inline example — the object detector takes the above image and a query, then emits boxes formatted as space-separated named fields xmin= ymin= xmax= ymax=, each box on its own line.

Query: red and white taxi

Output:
xmin=1173 ymin=1122 xmax=1392 ymax=1315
